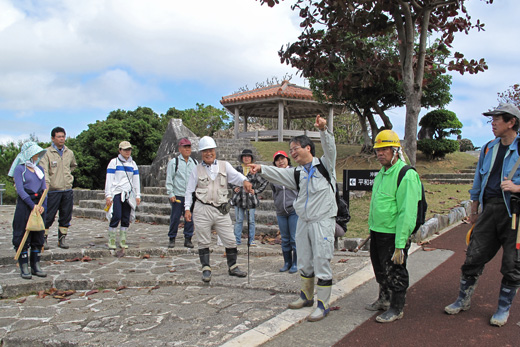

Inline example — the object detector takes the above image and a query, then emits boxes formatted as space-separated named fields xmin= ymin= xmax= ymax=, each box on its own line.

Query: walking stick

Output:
xmin=15 ymin=189 xmax=48 ymax=260
xmin=247 ymin=207 xmax=251 ymax=284
xmin=353 ymin=235 xmax=370 ymax=253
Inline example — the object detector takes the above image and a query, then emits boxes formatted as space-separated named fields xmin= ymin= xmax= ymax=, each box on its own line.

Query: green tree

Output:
xmin=163 ymin=103 xmax=229 ymax=137
xmin=417 ymin=109 xmax=462 ymax=159
xmin=258 ymin=0 xmax=491 ymax=165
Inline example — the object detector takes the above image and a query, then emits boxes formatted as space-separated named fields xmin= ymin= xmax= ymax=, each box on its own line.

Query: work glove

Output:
xmin=391 ymin=248 xmax=405 ymax=265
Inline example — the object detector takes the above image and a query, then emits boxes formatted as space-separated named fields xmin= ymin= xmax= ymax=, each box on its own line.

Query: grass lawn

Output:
xmin=252 ymin=141 xmax=478 ymax=239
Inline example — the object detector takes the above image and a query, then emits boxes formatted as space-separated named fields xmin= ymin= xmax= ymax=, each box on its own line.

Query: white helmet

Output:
xmin=198 ymin=136 xmax=217 ymax=151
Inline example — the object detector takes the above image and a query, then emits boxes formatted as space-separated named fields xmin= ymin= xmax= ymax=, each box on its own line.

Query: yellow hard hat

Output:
xmin=373 ymin=130 xmax=401 ymax=148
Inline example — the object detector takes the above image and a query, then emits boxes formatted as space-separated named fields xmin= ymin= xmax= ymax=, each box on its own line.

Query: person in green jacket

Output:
xmin=366 ymin=129 xmax=422 ymax=323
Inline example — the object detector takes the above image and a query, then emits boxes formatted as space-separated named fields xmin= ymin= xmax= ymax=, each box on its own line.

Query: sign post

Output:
xmin=343 ymin=169 xmax=380 ymax=208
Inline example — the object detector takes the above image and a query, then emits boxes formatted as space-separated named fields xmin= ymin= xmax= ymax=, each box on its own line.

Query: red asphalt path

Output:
xmin=335 ymin=223 xmax=520 ymax=347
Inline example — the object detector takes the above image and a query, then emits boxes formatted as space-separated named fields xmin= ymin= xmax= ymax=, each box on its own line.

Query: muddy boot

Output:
xmin=226 ymin=248 xmax=247 ymax=277
xmin=445 ymin=276 xmax=478 ymax=315
xmin=18 ymin=252 xmax=32 ymax=279
xmin=58 ymin=227 xmax=69 ymax=249
xmin=184 ymin=237 xmax=194 ymax=249
xmin=30 ymin=249 xmax=47 ymax=277
xmin=376 ymin=290 xmax=406 ymax=323
xmin=44 ymin=229 xmax=49 ymax=250
xmin=490 ymin=284 xmax=518 ymax=327
xmin=289 ymin=249 xmax=298 ymax=274
xmin=199 ymin=248 xmax=211 ymax=283
xmin=279 ymin=250 xmax=292 ymax=272
xmin=107 ymin=227 xmax=117 ymax=250
xmin=307 ymin=281 xmax=332 ymax=322
xmin=366 ymin=285 xmax=390 ymax=311
xmin=288 ymin=275 xmax=315 ymax=309
xmin=119 ymin=227 xmax=128 ymax=249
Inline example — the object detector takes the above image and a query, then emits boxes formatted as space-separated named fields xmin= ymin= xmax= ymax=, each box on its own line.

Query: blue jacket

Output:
xmin=469 ymin=136 xmax=520 ymax=216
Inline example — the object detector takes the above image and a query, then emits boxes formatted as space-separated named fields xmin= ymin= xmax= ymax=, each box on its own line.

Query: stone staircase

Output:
xmin=421 ymin=169 xmax=475 ymax=184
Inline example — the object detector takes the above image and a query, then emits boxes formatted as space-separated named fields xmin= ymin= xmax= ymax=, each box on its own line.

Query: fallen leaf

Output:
xmin=169 ymin=269 xmax=176 ymax=273
xmin=16 ymin=298 xmax=26 ymax=304
xmin=337 ymin=259 xmax=349 ymax=263
xmin=82 ymin=256 xmax=92 ymax=262
xmin=86 ymin=289 xmax=99 ymax=296
xmin=65 ymin=258 xmax=80 ymax=262
xmin=129 ymin=269 xmax=136 ymax=272
xmin=116 ymin=286 xmax=127 ymax=291
xmin=330 ymin=306 xmax=340 ymax=311
xmin=160 ymin=255 xmax=165 ymax=258
xmin=142 ymin=254 xmax=150 ymax=259
xmin=59 ymin=298 xmax=70 ymax=302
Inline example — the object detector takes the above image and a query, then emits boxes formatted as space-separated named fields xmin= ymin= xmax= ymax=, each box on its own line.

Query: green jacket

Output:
xmin=368 ymin=159 xmax=422 ymax=248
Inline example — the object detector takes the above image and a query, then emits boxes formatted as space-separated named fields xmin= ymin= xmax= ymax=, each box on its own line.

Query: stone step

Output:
xmin=422 ymin=173 xmax=474 ymax=179
xmin=423 ymin=178 xmax=474 ymax=184
xmin=72 ymin=207 xmax=280 ymax=235
xmin=142 ymin=187 xmax=275 ymax=199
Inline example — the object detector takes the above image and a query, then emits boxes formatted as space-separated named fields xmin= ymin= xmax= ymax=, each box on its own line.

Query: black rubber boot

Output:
xmin=376 ymin=290 xmax=406 ymax=323
xmin=184 ymin=237 xmax=194 ymax=248
xmin=279 ymin=250 xmax=292 ymax=272
xmin=366 ymin=285 xmax=390 ymax=311
xmin=289 ymin=249 xmax=298 ymax=274
xmin=168 ymin=238 xmax=175 ymax=249
xmin=490 ymin=284 xmax=518 ymax=327
xmin=226 ymin=248 xmax=247 ymax=277
xmin=58 ymin=229 xmax=69 ymax=249
xmin=30 ymin=250 xmax=47 ymax=277
xmin=198 ymin=248 xmax=211 ymax=283
xmin=445 ymin=276 xmax=478 ymax=315
xmin=18 ymin=252 xmax=32 ymax=280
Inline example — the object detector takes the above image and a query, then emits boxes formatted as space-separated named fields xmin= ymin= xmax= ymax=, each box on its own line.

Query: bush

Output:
xmin=458 ymin=138 xmax=475 ymax=152
xmin=417 ymin=138 xmax=460 ymax=159
xmin=0 ymin=176 xmax=16 ymax=205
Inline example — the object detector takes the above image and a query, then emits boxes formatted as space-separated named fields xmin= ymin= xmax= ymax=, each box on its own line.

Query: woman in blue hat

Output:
xmin=11 ymin=142 xmax=48 ymax=279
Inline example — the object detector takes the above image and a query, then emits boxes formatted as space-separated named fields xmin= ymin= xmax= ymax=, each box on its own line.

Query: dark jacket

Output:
xmin=230 ymin=165 xmax=268 ymax=209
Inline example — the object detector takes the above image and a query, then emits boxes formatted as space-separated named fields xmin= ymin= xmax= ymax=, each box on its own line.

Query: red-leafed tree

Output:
xmin=257 ymin=0 xmax=491 ymax=165
xmin=498 ymin=84 xmax=520 ymax=108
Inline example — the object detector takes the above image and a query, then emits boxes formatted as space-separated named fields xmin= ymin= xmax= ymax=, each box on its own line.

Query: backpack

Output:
xmin=294 ymin=158 xmax=351 ymax=232
xmin=174 ymin=156 xmax=198 ymax=173
xmin=397 ymin=165 xmax=427 ymax=234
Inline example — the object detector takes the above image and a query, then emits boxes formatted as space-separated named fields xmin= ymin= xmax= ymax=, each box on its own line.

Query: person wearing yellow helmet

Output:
xmin=366 ymin=129 xmax=423 ymax=323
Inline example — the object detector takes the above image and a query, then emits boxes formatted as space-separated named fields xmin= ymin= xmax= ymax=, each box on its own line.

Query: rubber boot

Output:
xmin=308 ymin=284 xmax=332 ymax=322
xmin=279 ymin=250 xmax=292 ymax=272
xmin=376 ymin=290 xmax=406 ymax=323
xmin=199 ymin=248 xmax=211 ymax=282
xmin=289 ymin=249 xmax=298 ymax=274
xmin=58 ymin=227 xmax=69 ymax=249
xmin=30 ymin=249 xmax=47 ymax=277
xmin=184 ymin=237 xmax=194 ymax=248
xmin=288 ymin=275 xmax=315 ymax=309
xmin=44 ymin=229 xmax=49 ymax=250
xmin=445 ymin=276 xmax=478 ymax=315
xmin=365 ymin=285 xmax=390 ymax=311
xmin=226 ymin=248 xmax=247 ymax=277
xmin=490 ymin=284 xmax=518 ymax=327
xmin=18 ymin=252 xmax=32 ymax=279
xmin=119 ymin=227 xmax=128 ymax=249
xmin=168 ymin=237 xmax=175 ymax=248
xmin=107 ymin=227 xmax=117 ymax=250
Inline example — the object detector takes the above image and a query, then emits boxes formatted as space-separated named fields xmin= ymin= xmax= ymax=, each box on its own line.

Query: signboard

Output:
xmin=342 ymin=169 xmax=380 ymax=208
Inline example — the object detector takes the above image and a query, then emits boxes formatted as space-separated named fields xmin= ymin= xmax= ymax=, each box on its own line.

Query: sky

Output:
xmin=0 ymin=0 xmax=519 ymax=149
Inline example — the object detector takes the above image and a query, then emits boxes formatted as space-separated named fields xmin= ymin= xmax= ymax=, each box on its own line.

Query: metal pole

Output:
xmin=247 ymin=208 xmax=251 ymax=284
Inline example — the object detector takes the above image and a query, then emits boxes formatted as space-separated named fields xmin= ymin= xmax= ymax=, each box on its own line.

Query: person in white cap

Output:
xmin=445 ymin=103 xmax=520 ymax=327
xmin=11 ymin=142 xmax=48 ymax=279
xmin=184 ymin=136 xmax=252 ymax=283
xmin=104 ymin=141 xmax=141 ymax=250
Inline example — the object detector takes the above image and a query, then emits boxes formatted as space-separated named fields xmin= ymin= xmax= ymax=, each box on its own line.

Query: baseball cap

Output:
xmin=178 ymin=138 xmax=192 ymax=146
xmin=119 ymin=141 xmax=133 ymax=150
xmin=483 ymin=103 xmax=520 ymax=119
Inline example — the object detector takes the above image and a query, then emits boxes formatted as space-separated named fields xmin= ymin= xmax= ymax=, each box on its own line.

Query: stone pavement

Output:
xmin=0 ymin=206 xmax=373 ymax=346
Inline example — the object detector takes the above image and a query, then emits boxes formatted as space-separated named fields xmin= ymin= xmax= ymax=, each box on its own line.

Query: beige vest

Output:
xmin=195 ymin=161 xmax=229 ymax=206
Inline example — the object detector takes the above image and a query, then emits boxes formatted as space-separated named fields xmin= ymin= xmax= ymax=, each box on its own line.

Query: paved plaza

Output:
xmin=0 ymin=205 xmax=374 ymax=346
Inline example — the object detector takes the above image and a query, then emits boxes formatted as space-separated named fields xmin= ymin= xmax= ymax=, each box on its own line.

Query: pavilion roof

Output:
xmin=220 ymin=80 xmax=315 ymax=104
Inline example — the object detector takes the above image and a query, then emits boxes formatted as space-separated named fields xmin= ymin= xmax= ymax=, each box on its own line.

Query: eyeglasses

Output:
xmin=289 ymin=146 xmax=302 ymax=153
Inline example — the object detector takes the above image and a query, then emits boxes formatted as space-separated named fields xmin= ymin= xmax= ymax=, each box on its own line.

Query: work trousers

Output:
xmin=369 ymin=230 xmax=410 ymax=293
xmin=193 ymin=202 xmax=235 ymax=249
xmin=45 ymin=190 xmax=73 ymax=229
xmin=296 ymin=217 xmax=335 ymax=280
xmin=463 ymin=198 xmax=520 ymax=287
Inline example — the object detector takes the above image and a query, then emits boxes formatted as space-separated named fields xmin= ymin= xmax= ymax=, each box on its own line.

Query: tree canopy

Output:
xmin=258 ymin=0 xmax=491 ymax=165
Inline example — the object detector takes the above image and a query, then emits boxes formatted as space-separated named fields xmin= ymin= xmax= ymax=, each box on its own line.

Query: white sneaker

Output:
xmin=249 ymin=241 xmax=256 ymax=246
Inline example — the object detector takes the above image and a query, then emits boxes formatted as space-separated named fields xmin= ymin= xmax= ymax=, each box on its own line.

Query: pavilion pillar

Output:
xmin=234 ymin=107 xmax=239 ymax=139
xmin=278 ymin=101 xmax=284 ymax=142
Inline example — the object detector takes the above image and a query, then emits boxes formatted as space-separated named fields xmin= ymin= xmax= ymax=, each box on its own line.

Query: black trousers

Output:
xmin=369 ymin=230 xmax=410 ymax=293
xmin=462 ymin=198 xmax=520 ymax=287
xmin=45 ymin=190 xmax=73 ymax=229
xmin=12 ymin=197 xmax=44 ymax=251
